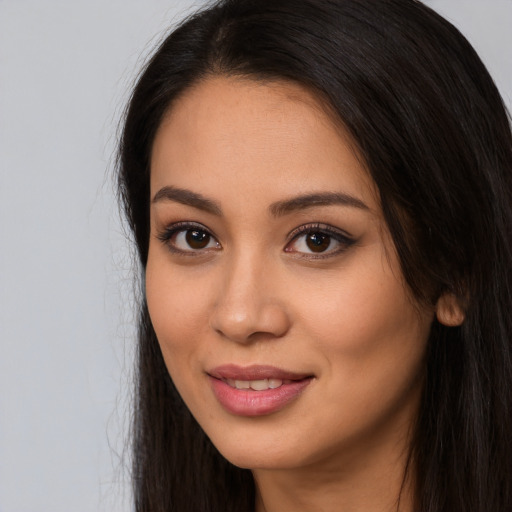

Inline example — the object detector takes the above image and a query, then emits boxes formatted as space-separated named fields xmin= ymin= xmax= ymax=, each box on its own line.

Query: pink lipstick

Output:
xmin=208 ymin=365 xmax=313 ymax=416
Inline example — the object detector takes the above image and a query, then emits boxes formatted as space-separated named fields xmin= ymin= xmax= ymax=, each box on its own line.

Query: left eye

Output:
xmin=157 ymin=223 xmax=221 ymax=254
xmin=286 ymin=227 xmax=354 ymax=256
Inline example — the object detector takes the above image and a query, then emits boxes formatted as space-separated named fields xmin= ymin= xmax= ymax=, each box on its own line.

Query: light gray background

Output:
xmin=0 ymin=1 xmax=510 ymax=511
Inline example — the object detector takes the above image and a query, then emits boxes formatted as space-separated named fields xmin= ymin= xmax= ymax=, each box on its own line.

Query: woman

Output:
xmin=117 ymin=0 xmax=512 ymax=510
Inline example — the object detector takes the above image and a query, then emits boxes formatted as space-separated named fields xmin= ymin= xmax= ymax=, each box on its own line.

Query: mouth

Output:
xmin=222 ymin=377 xmax=295 ymax=391
xmin=207 ymin=364 xmax=314 ymax=416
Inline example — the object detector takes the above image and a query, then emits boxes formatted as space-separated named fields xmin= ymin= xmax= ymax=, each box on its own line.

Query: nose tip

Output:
xmin=210 ymin=301 xmax=290 ymax=343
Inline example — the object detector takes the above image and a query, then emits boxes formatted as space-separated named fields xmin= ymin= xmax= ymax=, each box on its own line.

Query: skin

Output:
xmin=146 ymin=76 xmax=447 ymax=512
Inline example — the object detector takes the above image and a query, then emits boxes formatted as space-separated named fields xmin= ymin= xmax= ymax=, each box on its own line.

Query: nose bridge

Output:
xmin=210 ymin=246 xmax=289 ymax=343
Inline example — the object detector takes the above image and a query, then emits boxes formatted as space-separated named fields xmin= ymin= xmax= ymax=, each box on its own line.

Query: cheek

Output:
xmin=297 ymin=270 xmax=425 ymax=346
xmin=145 ymin=253 xmax=211 ymax=360
xmin=290 ymin=256 xmax=433 ymax=396
xmin=145 ymin=255 xmax=217 ymax=414
xmin=288 ymin=277 xmax=431 ymax=455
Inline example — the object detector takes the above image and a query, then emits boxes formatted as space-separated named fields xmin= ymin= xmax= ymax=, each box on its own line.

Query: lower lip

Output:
xmin=209 ymin=377 xmax=312 ymax=416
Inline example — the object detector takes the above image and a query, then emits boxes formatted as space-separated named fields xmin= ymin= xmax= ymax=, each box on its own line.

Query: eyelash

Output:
xmin=285 ymin=223 xmax=356 ymax=259
xmin=156 ymin=222 xmax=221 ymax=256
xmin=156 ymin=221 xmax=355 ymax=259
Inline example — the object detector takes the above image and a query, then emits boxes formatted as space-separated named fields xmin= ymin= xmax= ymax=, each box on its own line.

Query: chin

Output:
xmin=205 ymin=426 xmax=316 ymax=471
xmin=220 ymin=448 xmax=301 ymax=471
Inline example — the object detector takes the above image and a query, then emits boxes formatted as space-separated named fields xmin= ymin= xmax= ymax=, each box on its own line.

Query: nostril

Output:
xmin=209 ymin=301 xmax=290 ymax=343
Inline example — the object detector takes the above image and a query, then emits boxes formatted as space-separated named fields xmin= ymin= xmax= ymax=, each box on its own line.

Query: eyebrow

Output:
xmin=151 ymin=186 xmax=369 ymax=217
xmin=152 ymin=186 xmax=222 ymax=216
xmin=269 ymin=192 xmax=369 ymax=217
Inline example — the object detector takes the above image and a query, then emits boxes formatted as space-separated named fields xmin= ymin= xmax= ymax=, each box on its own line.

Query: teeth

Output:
xmin=226 ymin=378 xmax=284 ymax=390
xmin=249 ymin=379 xmax=269 ymax=391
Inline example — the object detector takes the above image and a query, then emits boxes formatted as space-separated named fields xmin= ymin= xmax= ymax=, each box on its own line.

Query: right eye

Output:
xmin=157 ymin=223 xmax=221 ymax=254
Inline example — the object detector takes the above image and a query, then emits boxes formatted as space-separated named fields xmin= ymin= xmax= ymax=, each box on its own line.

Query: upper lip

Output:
xmin=208 ymin=364 xmax=312 ymax=381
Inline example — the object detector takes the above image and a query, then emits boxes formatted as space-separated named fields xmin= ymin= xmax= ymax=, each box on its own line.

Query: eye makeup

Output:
xmin=156 ymin=219 xmax=356 ymax=261
xmin=285 ymin=223 xmax=356 ymax=260
xmin=156 ymin=221 xmax=221 ymax=256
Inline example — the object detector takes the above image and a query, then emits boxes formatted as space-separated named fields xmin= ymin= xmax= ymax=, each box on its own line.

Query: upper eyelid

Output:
xmin=287 ymin=223 xmax=354 ymax=240
xmin=156 ymin=221 xmax=220 ymax=243
xmin=158 ymin=221 xmax=215 ymax=235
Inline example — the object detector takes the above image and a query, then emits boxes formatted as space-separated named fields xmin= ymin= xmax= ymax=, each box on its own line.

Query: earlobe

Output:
xmin=435 ymin=293 xmax=465 ymax=326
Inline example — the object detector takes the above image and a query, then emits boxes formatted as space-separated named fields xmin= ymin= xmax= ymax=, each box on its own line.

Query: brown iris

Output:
xmin=306 ymin=232 xmax=331 ymax=252
xmin=185 ymin=229 xmax=210 ymax=249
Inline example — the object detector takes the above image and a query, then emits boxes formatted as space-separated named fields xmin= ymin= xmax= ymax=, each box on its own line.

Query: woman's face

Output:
xmin=146 ymin=77 xmax=434 ymax=472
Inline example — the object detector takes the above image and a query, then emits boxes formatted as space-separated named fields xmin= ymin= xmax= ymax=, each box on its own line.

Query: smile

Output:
xmin=208 ymin=365 xmax=314 ymax=416
xmin=223 ymin=378 xmax=291 ymax=390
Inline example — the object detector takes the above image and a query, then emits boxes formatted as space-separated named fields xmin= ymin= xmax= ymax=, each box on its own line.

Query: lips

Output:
xmin=207 ymin=364 xmax=313 ymax=416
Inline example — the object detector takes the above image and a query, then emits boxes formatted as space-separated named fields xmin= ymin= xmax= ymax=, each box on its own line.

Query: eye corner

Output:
xmin=285 ymin=222 xmax=356 ymax=259
xmin=155 ymin=221 xmax=221 ymax=256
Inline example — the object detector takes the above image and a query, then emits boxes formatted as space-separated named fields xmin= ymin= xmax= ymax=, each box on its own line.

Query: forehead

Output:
xmin=150 ymin=76 xmax=378 ymax=211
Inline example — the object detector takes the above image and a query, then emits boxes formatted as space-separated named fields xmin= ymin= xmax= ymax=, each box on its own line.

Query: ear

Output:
xmin=435 ymin=293 xmax=465 ymax=326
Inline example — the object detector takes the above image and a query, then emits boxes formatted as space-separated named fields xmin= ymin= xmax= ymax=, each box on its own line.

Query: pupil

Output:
xmin=306 ymin=232 xmax=330 ymax=252
xmin=186 ymin=229 xmax=210 ymax=249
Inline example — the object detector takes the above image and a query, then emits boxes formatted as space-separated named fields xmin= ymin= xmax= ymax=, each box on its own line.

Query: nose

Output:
xmin=209 ymin=253 xmax=291 ymax=344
